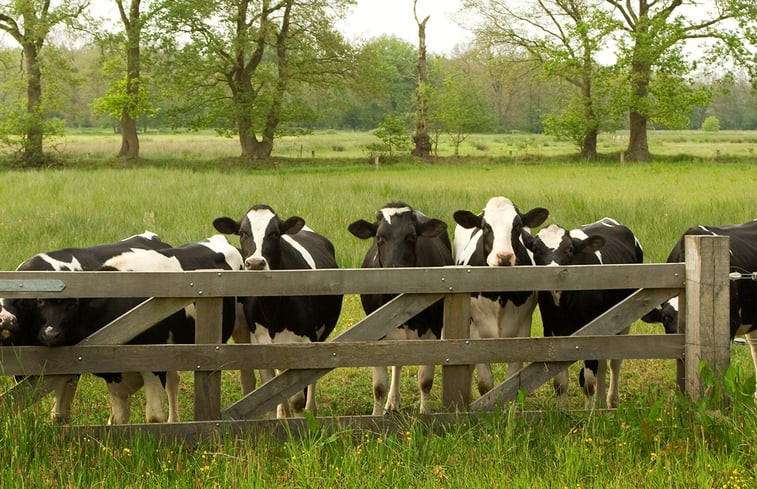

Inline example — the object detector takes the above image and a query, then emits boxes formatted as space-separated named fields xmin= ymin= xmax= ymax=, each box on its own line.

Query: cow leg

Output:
xmin=385 ymin=365 xmax=403 ymax=413
xmin=607 ymin=359 xmax=623 ymax=408
xmin=372 ymin=366 xmax=388 ymax=416
xmin=142 ymin=371 xmax=168 ymax=423
xmin=417 ymin=365 xmax=434 ymax=415
xmin=384 ymin=327 xmax=407 ymax=413
xmin=746 ymin=330 xmax=757 ymax=402
xmin=49 ymin=375 xmax=79 ymax=423
xmin=499 ymin=296 xmax=536 ymax=381
xmin=105 ymin=372 xmax=146 ymax=425
xmin=164 ymin=370 xmax=181 ymax=423
xmin=552 ymin=369 xmax=569 ymax=405
xmin=470 ymin=296 xmax=499 ymax=395
xmin=417 ymin=329 xmax=437 ymax=415
xmin=579 ymin=360 xmax=598 ymax=409
xmin=232 ymin=303 xmax=256 ymax=395
xmin=595 ymin=360 xmax=608 ymax=409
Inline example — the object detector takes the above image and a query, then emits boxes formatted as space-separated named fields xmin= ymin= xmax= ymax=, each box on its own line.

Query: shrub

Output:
xmin=701 ymin=116 xmax=720 ymax=132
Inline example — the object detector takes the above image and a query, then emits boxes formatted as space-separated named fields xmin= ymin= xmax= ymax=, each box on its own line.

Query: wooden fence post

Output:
xmin=441 ymin=293 xmax=472 ymax=411
xmin=194 ymin=298 xmax=224 ymax=421
xmin=684 ymin=235 xmax=730 ymax=400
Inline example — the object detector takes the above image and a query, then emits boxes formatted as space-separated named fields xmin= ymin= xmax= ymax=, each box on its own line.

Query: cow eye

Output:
xmin=376 ymin=236 xmax=385 ymax=247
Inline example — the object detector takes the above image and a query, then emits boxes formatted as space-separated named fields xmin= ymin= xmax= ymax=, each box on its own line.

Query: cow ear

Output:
xmin=213 ymin=217 xmax=240 ymax=235
xmin=575 ymin=235 xmax=605 ymax=254
xmin=280 ymin=216 xmax=305 ymax=235
xmin=641 ymin=308 xmax=663 ymax=324
xmin=453 ymin=210 xmax=482 ymax=229
xmin=418 ymin=218 xmax=447 ymax=238
xmin=348 ymin=219 xmax=377 ymax=239
xmin=522 ymin=208 xmax=550 ymax=228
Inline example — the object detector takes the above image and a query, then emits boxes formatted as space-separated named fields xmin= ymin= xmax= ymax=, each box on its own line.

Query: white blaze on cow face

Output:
xmin=536 ymin=224 xmax=567 ymax=266
xmin=244 ymin=207 xmax=278 ymax=270
xmin=380 ymin=206 xmax=412 ymax=224
xmin=198 ymin=234 xmax=244 ymax=270
xmin=483 ymin=197 xmax=520 ymax=267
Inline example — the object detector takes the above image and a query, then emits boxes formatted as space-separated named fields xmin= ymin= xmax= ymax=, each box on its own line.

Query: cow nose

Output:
xmin=496 ymin=252 xmax=514 ymax=267
xmin=245 ymin=257 xmax=267 ymax=270
xmin=39 ymin=326 xmax=62 ymax=346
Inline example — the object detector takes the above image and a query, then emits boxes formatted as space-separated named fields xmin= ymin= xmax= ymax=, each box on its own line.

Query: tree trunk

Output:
xmin=22 ymin=42 xmax=44 ymax=166
xmin=626 ymin=58 xmax=652 ymax=161
xmin=411 ymin=11 xmax=431 ymax=158
xmin=261 ymin=0 xmax=293 ymax=159
xmin=580 ymin=128 xmax=598 ymax=160
xmin=118 ymin=1 xmax=141 ymax=159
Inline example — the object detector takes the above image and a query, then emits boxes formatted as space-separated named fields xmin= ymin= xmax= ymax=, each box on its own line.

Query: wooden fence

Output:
xmin=0 ymin=235 xmax=732 ymax=436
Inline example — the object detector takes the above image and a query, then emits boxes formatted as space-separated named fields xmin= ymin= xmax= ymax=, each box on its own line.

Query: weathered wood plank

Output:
xmin=193 ymin=298 xmax=224 ymax=421
xmin=222 ymin=293 xmax=445 ymax=420
xmin=470 ymin=287 xmax=681 ymax=411
xmin=0 ymin=264 xmax=685 ymax=298
xmin=0 ymin=335 xmax=684 ymax=375
xmin=684 ymin=235 xmax=731 ymax=400
xmin=441 ymin=294 xmax=472 ymax=411
xmin=80 ymin=297 xmax=193 ymax=345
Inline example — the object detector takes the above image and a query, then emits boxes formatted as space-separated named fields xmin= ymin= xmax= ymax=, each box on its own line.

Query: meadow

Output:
xmin=0 ymin=130 xmax=755 ymax=488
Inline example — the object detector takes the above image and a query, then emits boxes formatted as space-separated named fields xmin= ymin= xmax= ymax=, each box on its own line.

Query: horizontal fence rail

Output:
xmin=0 ymin=263 xmax=685 ymax=298
xmin=0 ymin=235 xmax=733 ymax=435
xmin=0 ymin=335 xmax=685 ymax=376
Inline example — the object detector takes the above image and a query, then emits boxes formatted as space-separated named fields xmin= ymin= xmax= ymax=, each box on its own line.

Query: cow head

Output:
xmin=36 ymin=298 xmax=83 ymax=346
xmin=530 ymin=224 xmax=606 ymax=267
xmin=348 ymin=203 xmax=447 ymax=268
xmin=530 ymin=224 xmax=606 ymax=306
xmin=213 ymin=204 xmax=305 ymax=271
xmin=0 ymin=302 xmax=19 ymax=345
xmin=641 ymin=298 xmax=679 ymax=334
xmin=454 ymin=197 xmax=549 ymax=267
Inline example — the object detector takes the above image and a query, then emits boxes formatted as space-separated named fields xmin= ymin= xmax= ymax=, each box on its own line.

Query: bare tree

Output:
xmin=411 ymin=0 xmax=431 ymax=158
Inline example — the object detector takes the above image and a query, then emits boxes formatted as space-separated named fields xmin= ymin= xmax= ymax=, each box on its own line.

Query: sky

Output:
xmin=336 ymin=0 xmax=473 ymax=55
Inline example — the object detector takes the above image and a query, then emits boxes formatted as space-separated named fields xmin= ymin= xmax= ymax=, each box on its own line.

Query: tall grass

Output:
xmin=0 ymin=156 xmax=755 ymax=487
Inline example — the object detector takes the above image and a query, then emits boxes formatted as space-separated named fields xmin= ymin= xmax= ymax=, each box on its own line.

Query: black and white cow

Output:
xmin=529 ymin=217 xmax=643 ymax=408
xmin=453 ymin=196 xmax=549 ymax=397
xmin=642 ymin=219 xmax=757 ymax=400
xmin=35 ymin=234 xmax=244 ymax=424
xmin=348 ymin=202 xmax=453 ymax=415
xmin=213 ymin=204 xmax=343 ymax=417
xmin=0 ymin=231 xmax=172 ymax=422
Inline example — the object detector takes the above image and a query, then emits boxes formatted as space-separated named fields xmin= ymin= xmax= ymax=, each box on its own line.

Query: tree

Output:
xmin=430 ymin=73 xmax=492 ymax=156
xmin=0 ymin=0 xmax=89 ymax=166
xmin=411 ymin=0 xmax=431 ymax=158
xmin=606 ymin=0 xmax=757 ymax=161
xmin=92 ymin=0 xmax=161 ymax=158
xmin=156 ymin=0 xmax=353 ymax=160
xmin=464 ymin=0 xmax=618 ymax=159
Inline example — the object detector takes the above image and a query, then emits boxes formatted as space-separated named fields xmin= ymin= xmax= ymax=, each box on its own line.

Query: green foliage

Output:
xmin=429 ymin=74 xmax=492 ymax=156
xmin=701 ymin=116 xmax=721 ymax=132
xmin=372 ymin=115 xmax=411 ymax=156
xmin=92 ymin=75 xmax=159 ymax=121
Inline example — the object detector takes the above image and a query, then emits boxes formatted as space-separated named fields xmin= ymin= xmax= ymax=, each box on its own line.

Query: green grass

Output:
xmin=0 ymin=135 xmax=756 ymax=487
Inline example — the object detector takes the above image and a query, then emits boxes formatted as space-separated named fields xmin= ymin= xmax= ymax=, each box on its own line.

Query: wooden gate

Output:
xmin=0 ymin=235 xmax=732 ymax=434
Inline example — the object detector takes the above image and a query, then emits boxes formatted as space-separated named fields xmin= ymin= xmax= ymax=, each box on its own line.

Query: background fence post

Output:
xmin=684 ymin=235 xmax=731 ymax=400
xmin=442 ymin=293 xmax=472 ymax=411
xmin=194 ymin=298 xmax=224 ymax=421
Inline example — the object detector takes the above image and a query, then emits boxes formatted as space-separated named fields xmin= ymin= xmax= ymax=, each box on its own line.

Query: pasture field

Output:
xmin=0 ymin=135 xmax=756 ymax=488
xmin=28 ymin=128 xmax=757 ymax=163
